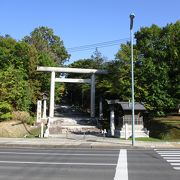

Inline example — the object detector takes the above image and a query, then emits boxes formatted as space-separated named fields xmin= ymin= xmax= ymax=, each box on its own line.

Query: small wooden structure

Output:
xmin=119 ymin=101 xmax=145 ymax=125
xmin=106 ymin=100 xmax=149 ymax=138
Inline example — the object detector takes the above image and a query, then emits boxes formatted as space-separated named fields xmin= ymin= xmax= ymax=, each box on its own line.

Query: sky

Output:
xmin=0 ymin=0 xmax=179 ymax=64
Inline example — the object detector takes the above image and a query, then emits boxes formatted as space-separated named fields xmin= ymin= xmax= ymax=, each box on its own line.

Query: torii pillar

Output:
xmin=37 ymin=66 xmax=108 ymax=119
xmin=90 ymin=73 xmax=95 ymax=117
xmin=49 ymin=71 xmax=55 ymax=118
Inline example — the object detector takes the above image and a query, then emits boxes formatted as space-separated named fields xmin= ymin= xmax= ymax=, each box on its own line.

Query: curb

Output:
xmin=0 ymin=138 xmax=179 ymax=149
xmin=0 ymin=142 xmax=179 ymax=150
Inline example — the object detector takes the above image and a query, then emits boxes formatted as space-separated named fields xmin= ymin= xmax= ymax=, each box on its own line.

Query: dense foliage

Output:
xmin=66 ymin=21 xmax=180 ymax=116
xmin=64 ymin=49 xmax=106 ymax=109
xmin=0 ymin=27 xmax=69 ymax=121
xmin=0 ymin=21 xmax=179 ymax=122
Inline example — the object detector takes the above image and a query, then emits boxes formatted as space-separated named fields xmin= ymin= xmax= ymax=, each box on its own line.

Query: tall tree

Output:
xmin=135 ymin=22 xmax=180 ymax=114
xmin=65 ymin=50 xmax=106 ymax=109
xmin=23 ymin=26 xmax=70 ymax=65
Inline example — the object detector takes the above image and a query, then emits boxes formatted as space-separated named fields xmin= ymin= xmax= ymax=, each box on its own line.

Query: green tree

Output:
xmin=90 ymin=48 xmax=105 ymax=67
xmin=23 ymin=26 xmax=70 ymax=65
xmin=135 ymin=22 xmax=180 ymax=114
xmin=0 ymin=27 xmax=71 ymax=119
xmin=96 ymin=22 xmax=179 ymax=116
xmin=65 ymin=50 xmax=106 ymax=109
xmin=0 ymin=35 xmax=17 ymax=69
xmin=0 ymin=36 xmax=43 ymax=109
xmin=0 ymin=66 xmax=32 ymax=111
xmin=96 ymin=43 xmax=139 ymax=100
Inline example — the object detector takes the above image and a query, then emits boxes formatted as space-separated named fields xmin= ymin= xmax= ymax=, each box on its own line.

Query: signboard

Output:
xmin=36 ymin=100 xmax=42 ymax=123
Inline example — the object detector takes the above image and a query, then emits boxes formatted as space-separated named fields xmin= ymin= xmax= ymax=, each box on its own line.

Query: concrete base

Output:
xmin=114 ymin=125 xmax=149 ymax=138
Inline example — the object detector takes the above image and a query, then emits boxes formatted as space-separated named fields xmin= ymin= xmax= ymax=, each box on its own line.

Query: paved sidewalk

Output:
xmin=0 ymin=135 xmax=179 ymax=149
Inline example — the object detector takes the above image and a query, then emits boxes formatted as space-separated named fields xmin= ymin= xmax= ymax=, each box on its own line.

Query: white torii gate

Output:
xmin=37 ymin=66 xmax=108 ymax=118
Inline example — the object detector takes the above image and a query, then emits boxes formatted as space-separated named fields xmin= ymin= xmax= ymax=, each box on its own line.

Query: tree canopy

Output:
xmin=23 ymin=26 xmax=70 ymax=65
xmin=66 ymin=21 xmax=180 ymax=116
xmin=0 ymin=27 xmax=69 ymax=120
xmin=0 ymin=21 xmax=179 ymax=121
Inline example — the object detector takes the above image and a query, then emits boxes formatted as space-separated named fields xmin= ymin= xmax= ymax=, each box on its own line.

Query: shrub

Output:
xmin=0 ymin=102 xmax=12 ymax=121
xmin=12 ymin=111 xmax=30 ymax=123
xmin=12 ymin=111 xmax=35 ymax=125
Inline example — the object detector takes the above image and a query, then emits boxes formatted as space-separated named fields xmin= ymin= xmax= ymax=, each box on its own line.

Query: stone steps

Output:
xmin=47 ymin=116 xmax=99 ymax=136
xmin=50 ymin=118 xmax=96 ymax=126
xmin=114 ymin=124 xmax=149 ymax=138
xmin=49 ymin=125 xmax=99 ymax=135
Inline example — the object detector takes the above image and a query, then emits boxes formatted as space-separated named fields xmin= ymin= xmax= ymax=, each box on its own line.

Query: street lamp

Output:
xmin=130 ymin=13 xmax=135 ymax=146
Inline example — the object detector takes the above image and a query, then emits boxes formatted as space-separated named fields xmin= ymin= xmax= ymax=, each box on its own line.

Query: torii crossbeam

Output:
xmin=37 ymin=66 xmax=108 ymax=118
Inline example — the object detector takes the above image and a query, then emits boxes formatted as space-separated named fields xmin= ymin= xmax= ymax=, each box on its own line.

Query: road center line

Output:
xmin=0 ymin=161 xmax=116 ymax=166
xmin=114 ymin=149 xmax=128 ymax=180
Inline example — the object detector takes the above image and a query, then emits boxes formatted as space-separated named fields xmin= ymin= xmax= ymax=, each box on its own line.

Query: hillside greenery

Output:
xmin=0 ymin=21 xmax=179 ymax=126
xmin=0 ymin=27 xmax=69 ymax=121
xmin=66 ymin=21 xmax=180 ymax=116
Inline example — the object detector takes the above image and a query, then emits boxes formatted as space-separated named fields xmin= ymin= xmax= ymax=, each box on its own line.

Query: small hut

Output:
xmin=106 ymin=100 xmax=149 ymax=138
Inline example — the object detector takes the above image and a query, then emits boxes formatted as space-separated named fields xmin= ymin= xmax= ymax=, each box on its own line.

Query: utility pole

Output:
xmin=130 ymin=13 xmax=135 ymax=146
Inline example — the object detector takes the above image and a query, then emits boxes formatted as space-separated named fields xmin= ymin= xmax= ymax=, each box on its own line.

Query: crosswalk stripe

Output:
xmin=163 ymin=157 xmax=180 ymax=159
xmin=155 ymin=149 xmax=180 ymax=171
xmin=158 ymin=152 xmax=180 ymax=154
xmin=155 ymin=149 xmax=180 ymax=150
xmin=170 ymin=163 xmax=180 ymax=166
xmin=167 ymin=160 xmax=180 ymax=162
xmin=160 ymin=154 xmax=180 ymax=157
xmin=156 ymin=151 xmax=180 ymax=153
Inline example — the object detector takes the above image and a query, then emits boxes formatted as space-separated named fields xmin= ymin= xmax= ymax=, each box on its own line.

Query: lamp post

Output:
xmin=130 ymin=13 xmax=135 ymax=146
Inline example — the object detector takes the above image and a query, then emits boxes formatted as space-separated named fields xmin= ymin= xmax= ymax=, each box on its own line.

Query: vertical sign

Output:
xmin=36 ymin=100 xmax=42 ymax=123
xmin=42 ymin=99 xmax=47 ymax=119
xmin=110 ymin=105 xmax=115 ymax=136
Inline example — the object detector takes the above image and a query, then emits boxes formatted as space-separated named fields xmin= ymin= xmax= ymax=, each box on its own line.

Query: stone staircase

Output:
xmin=44 ymin=105 xmax=100 ymax=137
xmin=114 ymin=124 xmax=149 ymax=138
xmin=48 ymin=117 xmax=100 ymax=136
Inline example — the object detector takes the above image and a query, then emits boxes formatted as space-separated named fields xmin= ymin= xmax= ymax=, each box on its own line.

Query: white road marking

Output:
xmin=0 ymin=152 xmax=116 ymax=157
xmin=158 ymin=152 xmax=180 ymax=155
xmin=0 ymin=161 xmax=116 ymax=166
xmin=154 ymin=149 xmax=179 ymax=151
xmin=163 ymin=157 xmax=180 ymax=159
xmin=160 ymin=155 xmax=180 ymax=157
xmin=167 ymin=160 xmax=180 ymax=162
xmin=155 ymin=149 xmax=180 ymax=171
xmin=114 ymin=149 xmax=128 ymax=180
xmin=156 ymin=151 xmax=180 ymax=153
xmin=170 ymin=163 xmax=180 ymax=166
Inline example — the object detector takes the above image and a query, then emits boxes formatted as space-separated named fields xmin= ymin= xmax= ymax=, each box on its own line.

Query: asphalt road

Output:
xmin=0 ymin=148 xmax=179 ymax=180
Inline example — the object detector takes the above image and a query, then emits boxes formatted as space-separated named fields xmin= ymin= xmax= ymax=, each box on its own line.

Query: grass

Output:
xmin=0 ymin=120 xmax=43 ymax=138
xmin=128 ymin=137 xmax=163 ymax=142
xmin=148 ymin=115 xmax=180 ymax=140
xmin=0 ymin=120 xmax=33 ymax=137
xmin=25 ymin=127 xmax=41 ymax=138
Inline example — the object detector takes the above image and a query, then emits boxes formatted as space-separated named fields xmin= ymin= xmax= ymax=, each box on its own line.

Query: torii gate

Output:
xmin=37 ymin=66 xmax=108 ymax=118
